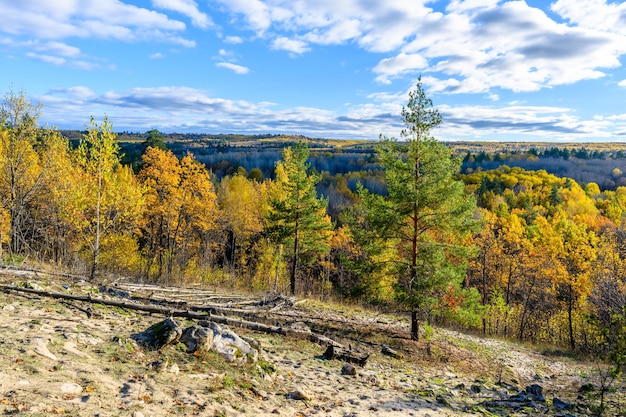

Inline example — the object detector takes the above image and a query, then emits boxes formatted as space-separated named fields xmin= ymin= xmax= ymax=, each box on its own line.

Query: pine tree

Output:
xmin=356 ymin=77 xmax=478 ymax=340
xmin=265 ymin=143 xmax=332 ymax=294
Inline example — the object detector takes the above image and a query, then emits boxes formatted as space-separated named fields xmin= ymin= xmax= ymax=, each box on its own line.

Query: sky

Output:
xmin=1 ymin=0 xmax=626 ymax=142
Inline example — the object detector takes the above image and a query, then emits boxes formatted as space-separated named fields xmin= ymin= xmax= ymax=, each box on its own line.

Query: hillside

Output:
xmin=0 ymin=267 xmax=622 ymax=417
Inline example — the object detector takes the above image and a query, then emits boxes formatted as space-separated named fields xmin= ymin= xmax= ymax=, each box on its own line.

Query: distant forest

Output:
xmin=60 ymin=130 xmax=626 ymax=192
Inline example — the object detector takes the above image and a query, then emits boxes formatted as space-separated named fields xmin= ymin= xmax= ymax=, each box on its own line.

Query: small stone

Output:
xmin=60 ymin=382 xmax=82 ymax=395
xmin=365 ymin=374 xmax=380 ymax=386
xmin=251 ymin=386 xmax=269 ymax=400
xmin=150 ymin=359 xmax=169 ymax=372
xmin=132 ymin=412 xmax=145 ymax=417
xmin=341 ymin=363 xmax=357 ymax=376
xmin=436 ymin=395 xmax=450 ymax=406
xmin=287 ymin=389 xmax=310 ymax=401
xmin=168 ymin=362 xmax=180 ymax=374
xmin=33 ymin=338 xmax=57 ymax=361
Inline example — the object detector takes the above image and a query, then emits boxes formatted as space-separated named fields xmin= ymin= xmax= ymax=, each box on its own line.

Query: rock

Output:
xmin=470 ymin=384 xmax=482 ymax=394
xmin=381 ymin=344 xmax=403 ymax=359
xmin=251 ymin=386 xmax=269 ymax=400
xmin=287 ymin=389 xmax=311 ymax=401
xmin=341 ymin=362 xmax=357 ymax=376
xmin=168 ymin=362 xmax=180 ymax=374
xmin=195 ymin=321 xmax=258 ymax=363
xmin=436 ymin=395 xmax=451 ymax=406
xmin=32 ymin=338 xmax=57 ymax=361
xmin=180 ymin=325 xmax=214 ymax=353
xmin=149 ymin=359 xmax=169 ymax=372
xmin=132 ymin=317 xmax=182 ymax=350
xmin=552 ymin=397 xmax=573 ymax=410
xmin=525 ymin=384 xmax=545 ymax=401
xmin=63 ymin=341 xmax=92 ymax=359
xmin=59 ymin=382 xmax=82 ymax=395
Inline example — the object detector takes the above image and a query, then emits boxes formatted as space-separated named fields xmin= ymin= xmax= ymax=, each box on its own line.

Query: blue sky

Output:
xmin=1 ymin=0 xmax=626 ymax=142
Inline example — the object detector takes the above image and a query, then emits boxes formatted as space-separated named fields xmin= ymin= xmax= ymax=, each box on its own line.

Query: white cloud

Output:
xmin=212 ymin=0 xmax=626 ymax=96
xmin=216 ymin=62 xmax=250 ymax=74
xmin=152 ymin=0 xmax=212 ymax=29
xmin=150 ymin=52 xmax=165 ymax=59
xmin=215 ymin=0 xmax=274 ymax=32
xmin=619 ymin=80 xmax=626 ymax=87
xmin=552 ymin=0 xmax=626 ymax=35
xmin=33 ymin=85 xmax=626 ymax=141
xmin=446 ymin=0 xmax=499 ymax=13
xmin=35 ymin=41 xmax=81 ymax=57
xmin=0 ymin=0 xmax=193 ymax=52
xmin=25 ymin=52 xmax=66 ymax=66
xmin=271 ymin=36 xmax=309 ymax=54
xmin=224 ymin=35 xmax=244 ymax=44
xmin=373 ymin=53 xmax=428 ymax=84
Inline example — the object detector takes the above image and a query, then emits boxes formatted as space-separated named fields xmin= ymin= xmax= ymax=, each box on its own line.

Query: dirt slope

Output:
xmin=0 ymin=267 xmax=622 ymax=417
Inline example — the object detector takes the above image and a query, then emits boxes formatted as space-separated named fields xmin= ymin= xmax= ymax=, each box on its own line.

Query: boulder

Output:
xmin=180 ymin=325 xmax=214 ymax=353
xmin=132 ymin=317 xmax=182 ymax=350
xmin=341 ymin=362 xmax=357 ymax=376
xmin=195 ymin=321 xmax=258 ymax=363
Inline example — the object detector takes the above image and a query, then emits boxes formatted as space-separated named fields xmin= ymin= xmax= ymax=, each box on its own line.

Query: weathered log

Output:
xmin=322 ymin=344 xmax=369 ymax=366
xmin=381 ymin=344 xmax=403 ymax=359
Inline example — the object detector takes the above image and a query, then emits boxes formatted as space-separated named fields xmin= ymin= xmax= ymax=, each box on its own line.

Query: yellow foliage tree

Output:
xmin=139 ymin=148 xmax=218 ymax=281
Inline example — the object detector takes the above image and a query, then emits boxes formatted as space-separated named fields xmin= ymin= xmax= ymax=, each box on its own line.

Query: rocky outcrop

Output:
xmin=133 ymin=318 xmax=258 ymax=363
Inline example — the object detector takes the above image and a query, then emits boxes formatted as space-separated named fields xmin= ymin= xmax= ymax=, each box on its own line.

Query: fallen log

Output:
xmin=1 ymin=284 xmax=343 ymax=348
xmin=322 ymin=344 xmax=369 ymax=366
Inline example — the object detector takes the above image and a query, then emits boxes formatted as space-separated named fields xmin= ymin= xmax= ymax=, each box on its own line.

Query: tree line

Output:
xmin=1 ymin=86 xmax=624 ymax=366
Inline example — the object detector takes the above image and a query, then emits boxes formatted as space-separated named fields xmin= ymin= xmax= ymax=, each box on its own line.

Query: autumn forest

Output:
xmin=1 ymin=85 xmax=625 ymax=368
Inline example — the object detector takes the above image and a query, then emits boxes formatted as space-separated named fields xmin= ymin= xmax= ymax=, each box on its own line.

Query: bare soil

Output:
xmin=0 ymin=266 xmax=623 ymax=417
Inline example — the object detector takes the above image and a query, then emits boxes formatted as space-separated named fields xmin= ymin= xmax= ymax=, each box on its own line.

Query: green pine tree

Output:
xmin=356 ymin=77 xmax=478 ymax=340
xmin=266 ymin=142 xmax=332 ymax=295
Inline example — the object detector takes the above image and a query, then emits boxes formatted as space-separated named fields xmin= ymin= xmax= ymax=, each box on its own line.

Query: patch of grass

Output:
xmin=221 ymin=375 xmax=236 ymax=389
xmin=257 ymin=359 xmax=276 ymax=374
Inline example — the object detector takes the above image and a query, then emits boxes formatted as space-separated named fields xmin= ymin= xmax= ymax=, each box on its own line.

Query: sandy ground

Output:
xmin=0 ymin=269 xmax=622 ymax=417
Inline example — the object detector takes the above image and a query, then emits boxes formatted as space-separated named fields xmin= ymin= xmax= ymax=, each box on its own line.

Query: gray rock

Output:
xmin=195 ymin=321 xmax=258 ymax=363
xmin=341 ymin=362 xmax=357 ymax=376
xmin=180 ymin=324 xmax=214 ymax=353
xmin=287 ymin=389 xmax=311 ymax=401
xmin=525 ymin=384 xmax=545 ymax=402
xmin=552 ymin=397 xmax=573 ymax=410
xmin=32 ymin=337 xmax=57 ymax=361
